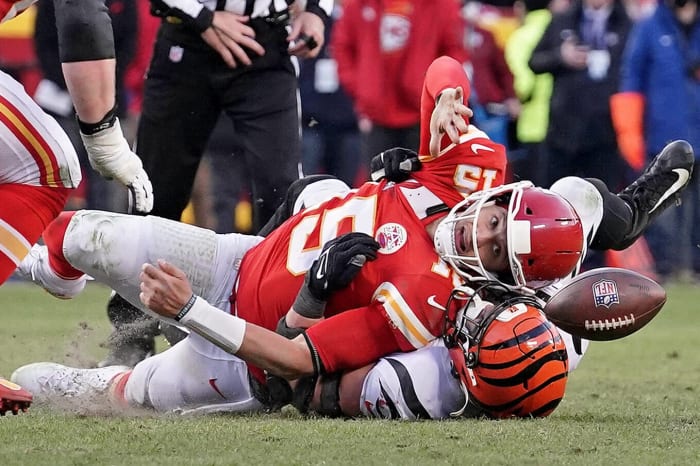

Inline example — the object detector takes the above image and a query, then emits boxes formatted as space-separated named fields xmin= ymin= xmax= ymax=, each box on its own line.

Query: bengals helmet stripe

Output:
xmin=446 ymin=298 xmax=570 ymax=418
xmin=471 ymin=371 xmax=568 ymax=415
xmin=480 ymin=321 xmax=558 ymax=352
xmin=478 ymin=348 xmax=568 ymax=386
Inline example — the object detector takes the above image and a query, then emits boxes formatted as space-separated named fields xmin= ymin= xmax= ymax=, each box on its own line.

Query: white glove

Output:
xmin=80 ymin=118 xmax=154 ymax=213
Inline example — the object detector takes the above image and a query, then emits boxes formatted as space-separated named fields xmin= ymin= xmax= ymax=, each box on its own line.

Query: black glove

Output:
xmin=293 ymin=232 xmax=380 ymax=318
xmin=370 ymin=147 xmax=422 ymax=182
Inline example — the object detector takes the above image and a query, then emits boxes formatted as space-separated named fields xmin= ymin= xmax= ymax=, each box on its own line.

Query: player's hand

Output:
xmin=561 ymin=37 xmax=589 ymax=69
xmin=139 ymin=260 xmax=193 ymax=318
xmin=429 ymin=87 xmax=471 ymax=157
xmin=80 ymin=118 xmax=154 ymax=213
xmin=370 ymin=147 xmax=422 ymax=182
xmin=204 ymin=11 xmax=265 ymax=68
xmin=307 ymin=232 xmax=380 ymax=300
xmin=126 ymin=169 xmax=154 ymax=214
xmin=287 ymin=11 xmax=325 ymax=58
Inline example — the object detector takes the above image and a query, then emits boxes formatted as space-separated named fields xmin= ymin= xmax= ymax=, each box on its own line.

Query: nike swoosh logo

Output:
xmin=427 ymin=295 xmax=446 ymax=311
xmin=470 ymin=143 xmax=495 ymax=155
xmin=316 ymin=249 xmax=329 ymax=280
xmin=650 ymin=168 xmax=690 ymax=213
xmin=209 ymin=378 xmax=226 ymax=399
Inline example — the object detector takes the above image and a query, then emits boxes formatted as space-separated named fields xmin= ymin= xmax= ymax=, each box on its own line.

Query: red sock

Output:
xmin=43 ymin=211 xmax=83 ymax=279
xmin=108 ymin=370 xmax=132 ymax=409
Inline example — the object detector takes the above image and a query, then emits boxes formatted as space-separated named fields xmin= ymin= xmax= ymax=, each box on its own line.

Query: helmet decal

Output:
xmin=375 ymin=223 xmax=408 ymax=254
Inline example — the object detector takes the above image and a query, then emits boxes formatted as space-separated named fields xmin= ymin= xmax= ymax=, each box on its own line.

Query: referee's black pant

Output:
xmin=137 ymin=18 xmax=301 ymax=231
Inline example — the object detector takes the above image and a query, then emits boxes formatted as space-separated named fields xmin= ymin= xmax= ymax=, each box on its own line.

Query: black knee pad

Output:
xmin=585 ymin=178 xmax=634 ymax=251
xmin=291 ymin=374 xmax=318 ymax=414
xmin=54 ymin=0 xmax=115 ymax=62
xmin=316 ymin=373 xmax=342 ymax=418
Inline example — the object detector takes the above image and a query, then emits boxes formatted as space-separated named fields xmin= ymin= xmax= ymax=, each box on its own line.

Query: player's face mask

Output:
xmin=433 ymin=182 xmax=584 ymax=290
xmin=442 ymin=285 xmax=568 ymax=418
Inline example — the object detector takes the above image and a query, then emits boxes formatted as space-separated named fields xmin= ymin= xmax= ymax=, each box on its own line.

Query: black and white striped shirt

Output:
xmin=151 ymin=0 xmax=333 ymax=32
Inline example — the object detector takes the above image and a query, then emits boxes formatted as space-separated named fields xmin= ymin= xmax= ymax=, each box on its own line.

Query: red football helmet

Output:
xmin=433 ymin=181 xmax=584 ymax=289
xmin=444 ymin=292 xmax=569 ymax=418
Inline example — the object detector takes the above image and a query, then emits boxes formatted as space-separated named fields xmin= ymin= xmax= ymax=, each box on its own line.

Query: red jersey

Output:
xmin=235 ymin=180 xmax=462 ymax=378
xmin=413 ymin=56 xmax=507 ymax=213
xmin=236 ymin=56 xmax=507 ymax=381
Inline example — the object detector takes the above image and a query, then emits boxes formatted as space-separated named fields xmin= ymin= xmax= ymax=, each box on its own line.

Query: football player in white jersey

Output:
xmin=9 ymin=54 xmax=694 ymax=419
xmin=0 ymin=0 xmax=155 ymax=413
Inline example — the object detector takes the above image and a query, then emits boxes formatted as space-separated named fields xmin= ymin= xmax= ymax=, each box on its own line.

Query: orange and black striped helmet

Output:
xmin=445 ymin=289 xmax=568 ymax=418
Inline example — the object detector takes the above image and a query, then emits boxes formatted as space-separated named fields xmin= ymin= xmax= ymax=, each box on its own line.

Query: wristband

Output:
xmin=292 ymin=285 xmax=327 ymax=319
xmin=174 ymin=294 xmax=197 ymax=321
xmin=77 ymin=105 xmax=117 ymax=135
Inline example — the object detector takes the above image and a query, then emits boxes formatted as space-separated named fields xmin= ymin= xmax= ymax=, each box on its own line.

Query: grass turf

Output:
xmin=0 ymin=282 xmax=699 ymax=465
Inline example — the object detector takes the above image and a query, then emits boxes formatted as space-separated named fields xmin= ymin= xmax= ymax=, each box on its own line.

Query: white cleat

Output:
xmin=11 ymin=363 xmax=129 ymax=404
xmin=16 ymin=244 xmax=87 ymax=299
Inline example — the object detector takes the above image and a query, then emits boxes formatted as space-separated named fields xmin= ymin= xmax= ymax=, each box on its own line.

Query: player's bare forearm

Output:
xmin=238 ymin=326 xmax=315 ymax=380
xmin=62 ymin=59 xmax=116 ymax=122
xmin=140 ymin=260 xmax=316 ymax=380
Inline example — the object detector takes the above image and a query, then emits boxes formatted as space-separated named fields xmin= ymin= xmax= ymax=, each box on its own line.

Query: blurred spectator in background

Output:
xmin=611 ymin=0 xmax=700 ymax=280
xmin=461 ymin=0 xmax=521 ymax=149
xmin=504 ymin=0 xmax=570 ymax=185
xmin=33 ymin=0 xmax=136 ymax=212
xmin=465 ymin=0 xmax=523 ymax=48
xmin=0 ymin=5 xmax=40 ymax=93
xmin=332 ymin=0 xmax=466 ymax=166
xmin=299 ymin=1 xmax=362 ymax=186
xmin=530 ymin=0 xmax=632 ymax=190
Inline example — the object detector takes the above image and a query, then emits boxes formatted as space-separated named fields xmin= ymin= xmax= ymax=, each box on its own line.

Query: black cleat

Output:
xmin=97 ymin=292 xmax=158 ymax=368
xmin=617 ymin=140 xmax=694 ymax=249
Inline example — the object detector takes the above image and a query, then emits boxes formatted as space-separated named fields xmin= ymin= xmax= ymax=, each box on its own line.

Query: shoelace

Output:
xmin=631 ymin=172 xmax=678 ymax=210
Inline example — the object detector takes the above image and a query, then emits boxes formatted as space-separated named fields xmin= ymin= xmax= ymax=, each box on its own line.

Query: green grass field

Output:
xmin=1 ymin=282 xmax=699 ymax=465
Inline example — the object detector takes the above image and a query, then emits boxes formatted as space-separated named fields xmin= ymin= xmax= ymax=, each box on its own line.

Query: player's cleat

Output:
xmin=617 ymin=140 xmax=694 ymax=249
xmin=0 ymin=377 xmax=32 ymax=415
xmin=16 ymin=244 xmax=87 ymax=299
xmin=11 ymin=363 xmax=128 ymax=404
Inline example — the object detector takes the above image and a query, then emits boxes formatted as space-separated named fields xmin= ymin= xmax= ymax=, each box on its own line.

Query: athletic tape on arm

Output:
xmin=178 ymin=296 xmax=246 ymax=354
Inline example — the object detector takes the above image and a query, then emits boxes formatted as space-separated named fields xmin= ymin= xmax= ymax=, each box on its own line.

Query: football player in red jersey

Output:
xmin=10 ymin=55 xmax=694 ymax=419
xmin=0 ymin=0 xmax=153 ymax=413
xmin=0 ymin=0 xmax=153 ymax=213
xmin=9 ymin=55 xmax=517 ymax=413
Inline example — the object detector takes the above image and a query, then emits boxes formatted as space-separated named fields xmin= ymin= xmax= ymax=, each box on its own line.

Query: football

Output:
xmin=544 ymin=267 xmax=666 ymax=341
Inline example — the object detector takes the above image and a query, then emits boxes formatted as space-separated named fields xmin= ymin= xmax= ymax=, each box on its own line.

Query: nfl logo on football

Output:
xmin=592 ymin=279 xmax=620 ymax=308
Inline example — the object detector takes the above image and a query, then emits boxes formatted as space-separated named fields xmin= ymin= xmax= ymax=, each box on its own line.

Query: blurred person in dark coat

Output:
xmin=530 ymin=0 xmax=632 ymax=190
xmin=611 ymin=0 xmax=700 ymax=279
xmin=299 ymin=2 xmax=361 ymax=186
